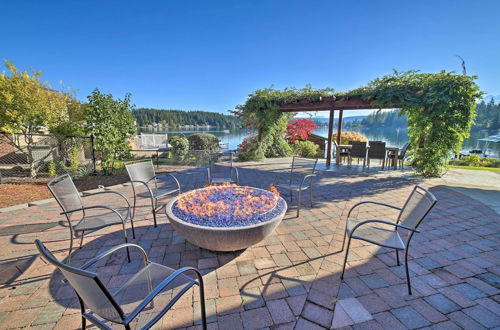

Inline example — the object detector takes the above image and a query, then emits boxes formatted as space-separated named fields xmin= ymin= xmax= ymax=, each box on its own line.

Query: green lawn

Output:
xmin=446 ymin=165 xmax=500 ymax=173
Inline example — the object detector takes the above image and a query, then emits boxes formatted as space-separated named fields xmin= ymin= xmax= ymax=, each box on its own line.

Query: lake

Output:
xmin=140 ymin=126 xmax=500 ymax=157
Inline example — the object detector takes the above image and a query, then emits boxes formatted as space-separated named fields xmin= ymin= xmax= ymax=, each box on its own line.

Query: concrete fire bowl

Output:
xmin=165 ymin=186 xmax=287 ymax=252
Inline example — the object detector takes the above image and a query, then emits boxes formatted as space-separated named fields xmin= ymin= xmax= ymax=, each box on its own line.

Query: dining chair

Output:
xmin=333 ymin=140 xmax=350 ymax=164
xmin=48 ymin=174 xmax=134 ymax=263
xmin=340 ymin=185 xmax=437 ymax=295
xmin=348 ymin=141 xmax=367 ymax=167
xmin=367 ymin=141 xmax=386 ymax=169
xmin=35 ymin=240 xmax=207 ymax=329
xmin=125 ymin=160 xmax=181 ymax=227
xmin=387 ymin=142 xmax=410 ymax=169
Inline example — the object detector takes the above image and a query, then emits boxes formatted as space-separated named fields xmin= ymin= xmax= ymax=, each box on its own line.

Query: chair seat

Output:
xmin=74 ymin=207 xmax=130 ymax=232
xmin=112 ymin=262 xmax=196 ymax=318
xmin=347 ymin=219 xmax=405 ymax=249
xmin=276 ymin=183 xmax=310 ymax=191
xmin=137 ymin=187 xmax=179 ymax=199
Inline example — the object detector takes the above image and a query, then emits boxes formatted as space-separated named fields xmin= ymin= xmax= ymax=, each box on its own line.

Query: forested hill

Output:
xmin=132 ymin=108 xmax=241 ymax=128
xmin=345 ymin=100 xmax=499 ymax=132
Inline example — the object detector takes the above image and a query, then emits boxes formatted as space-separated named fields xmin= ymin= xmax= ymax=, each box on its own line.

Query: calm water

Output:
xmin=141 ymin=126 xmax=500 ymax=157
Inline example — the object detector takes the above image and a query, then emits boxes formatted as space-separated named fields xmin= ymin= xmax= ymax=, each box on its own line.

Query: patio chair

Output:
xmin=348 ymin=141 xmax=367 ymax=167
xmin=35 ymin=239 xmax=207 ymax=330
xmin=274 ymin=157 xmax=318 ymax=217
xmin=387 ymin=142 xmax=410 ymax=169
xmin=333 ymin=140 xmax=350 ymax=164
xmin=367 ymin=141 xmax=386 ymax=169
xmin=207 ymin=152 xmax=239 ymax=185
xmin=340 ymin=185 xmax=437 ymax=295
xmin=48 ymin=174 xmax=134 ymax=263
xmin=125 ymin=160 xmax=181 ymax=227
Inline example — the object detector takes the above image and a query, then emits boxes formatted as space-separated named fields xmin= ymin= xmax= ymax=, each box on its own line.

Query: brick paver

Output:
xmin=0 ymin=160 xmax=499 ymax=329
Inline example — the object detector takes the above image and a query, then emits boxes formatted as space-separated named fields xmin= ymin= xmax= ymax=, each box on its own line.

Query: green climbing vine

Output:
xmin=233 ymin=86 xmax=334 ymax=161
xmin=349 ymin=70 xmax=483 ymax=177
xmin=234 ymin=71 xmax=482 ymax=177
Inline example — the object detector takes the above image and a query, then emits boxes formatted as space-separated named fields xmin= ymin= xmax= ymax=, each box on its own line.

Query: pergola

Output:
xmin=280 ymin=95 xmax=382 ymax=166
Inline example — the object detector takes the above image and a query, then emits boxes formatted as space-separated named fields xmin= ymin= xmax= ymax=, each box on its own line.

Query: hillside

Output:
xmin=133 ymin=108 xmax=241 ymax=128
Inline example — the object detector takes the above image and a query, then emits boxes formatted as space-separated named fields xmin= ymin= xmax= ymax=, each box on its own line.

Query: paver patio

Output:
xmin=0 ymin=159 xmax=499 ymax=329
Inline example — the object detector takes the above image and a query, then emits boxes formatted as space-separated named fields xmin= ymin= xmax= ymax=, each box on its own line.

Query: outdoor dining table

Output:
xmin=335 ymin=144 xmax=399 ymax=168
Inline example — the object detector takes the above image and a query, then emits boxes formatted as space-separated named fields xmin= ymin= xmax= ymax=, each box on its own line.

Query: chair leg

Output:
xmin=130 ymin=219 xmax=136 ymax=239
xmin=152 ymin=200 xmax=158 ymax=227
xmin=404 ymin=248 xmax=412 ymax=295
xmin=340 ymin=236 xmax=352 ymax=279
xmin=309 ymin=188 xmax=313 ymax=208
xmin=199 ymin=286 xmax=207 ymax=330
xmin=290 ymin=190 xmax=293 ymax=202
xmin=296 ymin=190 xmax=302 ymax=217
xmin=395 ymin=249 xmax=400 ymax=266
xmin=79 ymin=229 xmax=85 ymax=248
xmin=67 ymin=232 xmax=74 ymax=264
xmin=132 ymin=195 xmax=137 ymax=219
xmin=78 ymin=296 xmax=86 ymax=330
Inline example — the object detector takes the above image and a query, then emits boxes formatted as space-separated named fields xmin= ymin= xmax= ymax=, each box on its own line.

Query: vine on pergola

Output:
xmin=233 ymin=70 xmax=482 ymax=177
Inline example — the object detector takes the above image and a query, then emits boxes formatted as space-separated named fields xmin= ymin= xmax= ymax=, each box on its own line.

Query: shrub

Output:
xmin=449 ymin=155 xmax=500 ymax=168
xmin=237 ymin=135 xmax=265 ymax=161
xmin=69 ymin=147 xmax=80 ymax=174
xmin=188 ymin=133 xmax=220 ymax=151
xmin=332 ymin=131 xmax=368 ymax=145
xmin=292 ymin=140 xmax=320 ymax=158
xmin=169 ymin=135 xmax=189 ymax=160
xmin=47 ymin=160 xmax=56 ymax=177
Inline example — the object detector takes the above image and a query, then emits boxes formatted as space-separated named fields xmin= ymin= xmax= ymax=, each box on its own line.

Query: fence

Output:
xmin=0 ymin=132 xmax=228 ymax=183
xmin=0 ymin=133 xmax=95 ymax=184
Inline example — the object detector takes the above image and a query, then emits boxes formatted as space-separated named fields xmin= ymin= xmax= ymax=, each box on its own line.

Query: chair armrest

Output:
xmin=299 ymin=174 xmax=316 ymax=189
xmin=347 ymin=201 xmax=401 ymax=220
xmin=61 ymin=205 xmax=128 ymax=223
xmin=82 ymin=191 xmax=131 ymax=209
xmin=81 ymin=243 xmax=149 ymax=270
xmin=128 ymin=180 xmax=155 ymax=198
xmin=157 ymin=174 xmax=181 ymax=192
xmin=124 ymin=266 xmax=203 ymax=324
xmin=350 ymin=219 xmax=420 ymax=236
xmin=232 ymin=167 xmax=239 ymax=184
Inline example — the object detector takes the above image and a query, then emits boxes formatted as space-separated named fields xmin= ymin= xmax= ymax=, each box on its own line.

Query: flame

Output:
xmin=176 ymin=186 xmax=279 ymax=219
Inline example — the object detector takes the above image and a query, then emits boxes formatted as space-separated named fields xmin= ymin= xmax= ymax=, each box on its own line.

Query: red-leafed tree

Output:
xmin=286 ymin=118 xmax=317 ymax=143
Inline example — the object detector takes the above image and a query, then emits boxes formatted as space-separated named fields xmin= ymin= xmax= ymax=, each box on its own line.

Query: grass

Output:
xmin=446 ymin=164 xmax=500 ymax=173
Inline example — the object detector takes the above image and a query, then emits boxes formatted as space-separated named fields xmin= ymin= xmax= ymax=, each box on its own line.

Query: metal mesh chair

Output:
xmin=207 ymin=152 xmax=239 ymax=185
xmin=35 ymin=240 xmax=207 ymax=330
xmin=274 ymin=157 xmax=318 ymax=217
xmin=367 ymin=141 xmax=386 ymax=169
xmin=348 ymin=141 xmax=367 ymax=166
xmin=125 ymin=160 xmax=181 ymax=227
xmin=48 ymin=174 xmax=133 ymax=263
xmin=340 ymin=185 xmax=437 ymax=294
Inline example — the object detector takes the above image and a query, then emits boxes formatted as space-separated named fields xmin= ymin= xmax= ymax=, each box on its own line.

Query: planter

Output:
xmin=165 ymin=186 xmax=287 ymax=251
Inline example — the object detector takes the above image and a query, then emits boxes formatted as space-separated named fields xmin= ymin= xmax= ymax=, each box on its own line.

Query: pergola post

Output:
xmin=326 ymin=110 xmax=335 ymax=167
xmin=336 ymin=110 xmax=344 ymax=164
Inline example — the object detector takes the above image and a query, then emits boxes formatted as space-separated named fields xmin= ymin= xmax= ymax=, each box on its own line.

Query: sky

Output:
xmin=2 ymin=0 xmax=499 ymax=117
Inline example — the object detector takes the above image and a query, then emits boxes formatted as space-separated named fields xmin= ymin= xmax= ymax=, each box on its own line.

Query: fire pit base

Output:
xmin=165 ymin=187 xmax=287 ymax=252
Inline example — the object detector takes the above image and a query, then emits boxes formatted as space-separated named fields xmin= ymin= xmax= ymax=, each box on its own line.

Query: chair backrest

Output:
xmin=399 ymin=142 xmax=410 ymax=158
xmin=349 ymin=141 xmax=367 ymax=158
xmin=35 ymin=240 xmax=124 ymax=323
xmin=368 ymin=141 xmax=386 ymax=159
xmin=397 ymin=185 xmax=437 ymax=243
xmin=288 ymin=157 xmax=318 ymax=185
xmin=47 ymin=174 xmax=83 ymax=213
xmin=125 ymin=160 xmax=156 ymax=188
xmin=209 ymin=152 xmax=234 ymax=178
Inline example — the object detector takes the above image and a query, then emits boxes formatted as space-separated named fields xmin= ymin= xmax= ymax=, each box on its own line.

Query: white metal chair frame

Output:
xmin=125 ymin=160 xmax=181 ymax=227
xmin=35 ymin=240 xmax=207 ymax=330
xmin=47 ymin=174 xmax=134 ymax=263
xmin=340 ymin=185 xmax=437 ymax=295
xmin=207 ymin=152 xmax=239 ymax=185
xmin=274 ymin=157 xmax=318 ymax=217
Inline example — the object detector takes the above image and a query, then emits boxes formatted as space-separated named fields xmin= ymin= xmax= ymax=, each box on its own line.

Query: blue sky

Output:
xmin=2 ymin=0 xmax=499 ymax=117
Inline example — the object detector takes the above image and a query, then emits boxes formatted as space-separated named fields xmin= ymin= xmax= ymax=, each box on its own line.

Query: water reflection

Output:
xmin=140 ymin=126 xmax=499 ymax=157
